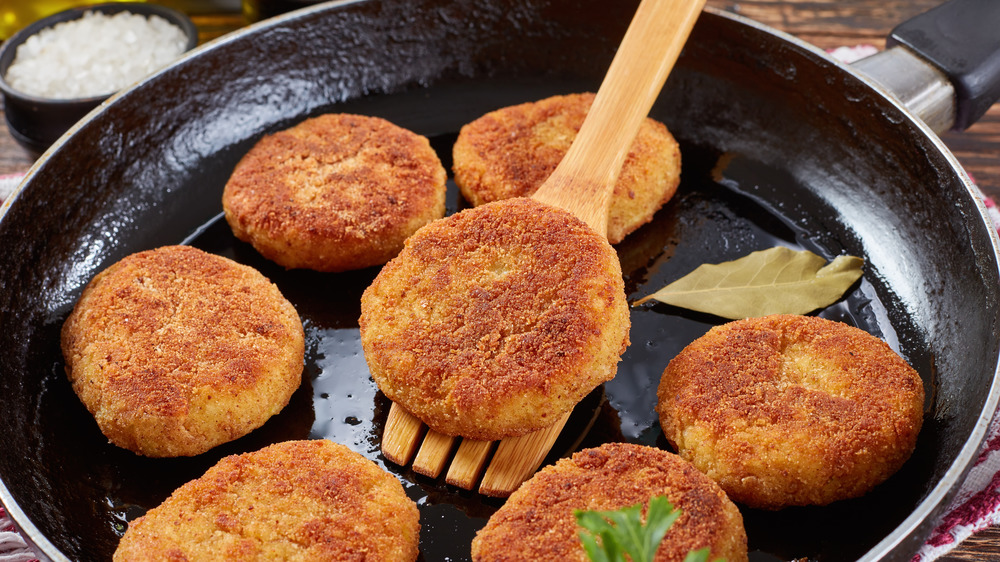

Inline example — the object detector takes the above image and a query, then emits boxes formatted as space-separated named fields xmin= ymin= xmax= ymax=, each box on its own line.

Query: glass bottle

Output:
xmin=241 ymin=0 xmax=324 ymax=23
xmin=0 ymin=0 xmax=140 ymax=40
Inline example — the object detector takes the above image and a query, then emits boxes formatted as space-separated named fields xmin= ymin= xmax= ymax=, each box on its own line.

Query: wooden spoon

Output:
xmin=381 ymin=0 xmax=706 ymax=497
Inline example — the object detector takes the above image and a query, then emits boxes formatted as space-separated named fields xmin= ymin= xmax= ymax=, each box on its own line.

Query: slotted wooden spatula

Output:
xmin=381 ymin=0 xmax=706 ymax=497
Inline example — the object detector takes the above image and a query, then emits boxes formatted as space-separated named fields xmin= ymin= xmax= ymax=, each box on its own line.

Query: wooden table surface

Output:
xmin=1 ymin=1 xmax=998 ymax=560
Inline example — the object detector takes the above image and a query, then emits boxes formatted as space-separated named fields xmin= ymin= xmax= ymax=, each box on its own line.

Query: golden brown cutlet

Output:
xmin=359 ymin=197 xmax=630 ymax=441
xmin=114 ymin=439 xmax=420 ymax=561
xmin=657 ymin=314 xmax=925 ymax=509
xmin=453 ymin=92 xmax=681 ymax=244
xmin=223 ymin=113 xmax=447 ymax=272
xmin=61 ymin=245 xmax=304 ymax=457
xmin=471 ymin=442 xmax=748 ymax=562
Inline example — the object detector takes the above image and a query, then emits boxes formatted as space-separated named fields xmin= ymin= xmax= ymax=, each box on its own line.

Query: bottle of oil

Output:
xmin=241 ymin=0 xmax=324 ymax=23
xmin=0 ymin=0 xmax=243 ymax=40
xmin=0 ymin=0 xmax=141 ymax=39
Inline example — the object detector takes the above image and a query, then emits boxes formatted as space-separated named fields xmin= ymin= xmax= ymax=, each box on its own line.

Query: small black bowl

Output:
xmin=0 ymin=2 xmax=198 ymax=154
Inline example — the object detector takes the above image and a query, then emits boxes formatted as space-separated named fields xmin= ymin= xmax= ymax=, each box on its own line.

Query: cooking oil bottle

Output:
xmin=241 ymin=0 xmax=324 ymax=23
xmin=0 ymin=0 xmax=242 ymax=40
xmin=0 ymin=0 xmax=140 ymax=39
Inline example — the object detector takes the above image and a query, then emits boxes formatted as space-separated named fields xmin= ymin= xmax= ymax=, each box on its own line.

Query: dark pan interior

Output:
xmin=1 ymin=0 xmax=999 ymax=560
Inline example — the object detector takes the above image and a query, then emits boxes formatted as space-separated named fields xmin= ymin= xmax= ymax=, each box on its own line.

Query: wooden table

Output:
xmin=1 ymin=1 xmax=998 ymax=560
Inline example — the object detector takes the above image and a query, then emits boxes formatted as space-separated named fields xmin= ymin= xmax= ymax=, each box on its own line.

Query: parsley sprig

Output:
xmin=575 ymin=496 xmax=719 ymax=562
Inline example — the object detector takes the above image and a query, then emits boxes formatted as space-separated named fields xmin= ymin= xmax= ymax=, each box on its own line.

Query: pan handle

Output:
xmin=852 ymin=0 xmax=1000 ymax=133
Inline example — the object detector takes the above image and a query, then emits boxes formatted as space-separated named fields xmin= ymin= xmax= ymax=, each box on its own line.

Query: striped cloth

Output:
xmin=915 ymin=414 xmax=1000 ymax=560
xmin=0 ymin=174 xmax=19 ymax=205
xmin=0 ymin=507 xmax=34 ymax=562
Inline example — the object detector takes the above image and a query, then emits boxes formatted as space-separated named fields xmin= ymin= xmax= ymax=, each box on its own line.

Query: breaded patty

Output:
xmin=222 ymin=113 xmax=447 ymax=272
xmin=471 ymin=442 xmax=747 ymax=562
xmin=452 ymin=92 xmax=681 ymax=244
xmin=359 ymin=197 xmax=630 ymax=441
xmin=61 ymin=245 xmax=304 ymax=457
xmin=657 ymin=314 xmax=925 ymax=510
xmin=114 ymin=439 xmax=420 ymax=561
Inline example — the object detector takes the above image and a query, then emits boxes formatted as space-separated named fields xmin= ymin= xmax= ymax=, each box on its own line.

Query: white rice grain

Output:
xmin=4 ymin=10 xmax=188 ymax=99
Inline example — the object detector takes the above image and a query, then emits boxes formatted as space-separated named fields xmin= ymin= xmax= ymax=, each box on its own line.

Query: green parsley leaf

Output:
xmin=574 ymin=496 xmax=724 ymax=562
xmin=684 ymin=547 xmax=712 ymax=562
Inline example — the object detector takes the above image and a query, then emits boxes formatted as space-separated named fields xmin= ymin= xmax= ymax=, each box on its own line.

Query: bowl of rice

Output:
xmin=0 ymin=3 xmax=198 ymax=153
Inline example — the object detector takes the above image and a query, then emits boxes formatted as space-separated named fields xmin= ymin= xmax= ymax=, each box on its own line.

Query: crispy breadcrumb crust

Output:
xmin=657 ymin=314 xmax=925 ymax=509
xmin=114 ymin=440 xmax=420 ymax=561
xmin=453 ymin=92 xmax=681 ymax=244
xmin=223 ymin=113 xmax=447 ymax=272
xmin=61 ymin=245 xmax=304 ymax=457
xmin=359 ymin=198 xmax=630 ymax=440
xmin=471 ymin=442 xmax=748 ymax=562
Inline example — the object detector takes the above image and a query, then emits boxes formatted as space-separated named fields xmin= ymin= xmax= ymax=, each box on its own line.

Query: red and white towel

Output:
xmin=915 ymin=414 xmax=1000 ymax=560
xmin=0 ymin=174 xmax=19 ymax=205
xmin=0 ymin=507 xmax=36 ymax=562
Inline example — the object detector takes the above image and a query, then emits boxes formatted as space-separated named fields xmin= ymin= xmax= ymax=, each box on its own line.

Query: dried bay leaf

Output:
xmin=634 ymin=247 xmax=863 ymax=320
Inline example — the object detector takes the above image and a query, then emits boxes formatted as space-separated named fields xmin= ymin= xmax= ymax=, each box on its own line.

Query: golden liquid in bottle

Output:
xmin=241 ymin=0 xmax=322 ymax=23
xmin=0 ymin=0 xmax=140 ymax=40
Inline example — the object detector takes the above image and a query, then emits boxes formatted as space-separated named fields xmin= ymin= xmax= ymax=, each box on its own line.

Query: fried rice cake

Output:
xmin=657 ymin=314 xmax=925 ymax=510
xmin=359 ymin=197 xmax=630 ymax=441
xmin=222 ymin=113 xmax=447 ymax=272
xmin=114 ymin=439 xmax=420 ymax=561
xmin=61 ymin=245 xmax=304 ymax=457
xmin=471 ymin=442 xmax=747 ymax=562
xmin=452 ymin=92 xmax=681 ymax=244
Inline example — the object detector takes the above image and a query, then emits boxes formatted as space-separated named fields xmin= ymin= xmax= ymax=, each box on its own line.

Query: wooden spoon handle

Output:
xmin=532 ymin=0 xmax=706 ymax=236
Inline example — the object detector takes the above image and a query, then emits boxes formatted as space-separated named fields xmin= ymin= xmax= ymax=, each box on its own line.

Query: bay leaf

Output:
xmin=634 ymin=247 xmax=864 ymax=320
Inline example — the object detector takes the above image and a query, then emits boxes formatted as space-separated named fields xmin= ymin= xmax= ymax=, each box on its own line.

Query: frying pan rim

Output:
xmin=698 ymin=8 xmax=1000 ymax=559
xmin=0 ymin=484 xmax=65 ymax=562
xmin=2 ymin=3 xmax=1000 ymax=561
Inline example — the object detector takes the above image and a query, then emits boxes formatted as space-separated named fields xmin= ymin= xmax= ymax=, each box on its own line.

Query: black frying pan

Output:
xmin=1 ymin=0 xmax=999 ymax=560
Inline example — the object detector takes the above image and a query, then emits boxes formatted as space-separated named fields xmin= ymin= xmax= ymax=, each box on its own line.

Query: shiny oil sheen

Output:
xmin=30 ymin=86 xmax=933 ymax=560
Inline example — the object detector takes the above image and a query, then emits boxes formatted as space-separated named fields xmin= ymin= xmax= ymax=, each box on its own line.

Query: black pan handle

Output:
xmin=887 ymin=0 xmax=1000 ymax=130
